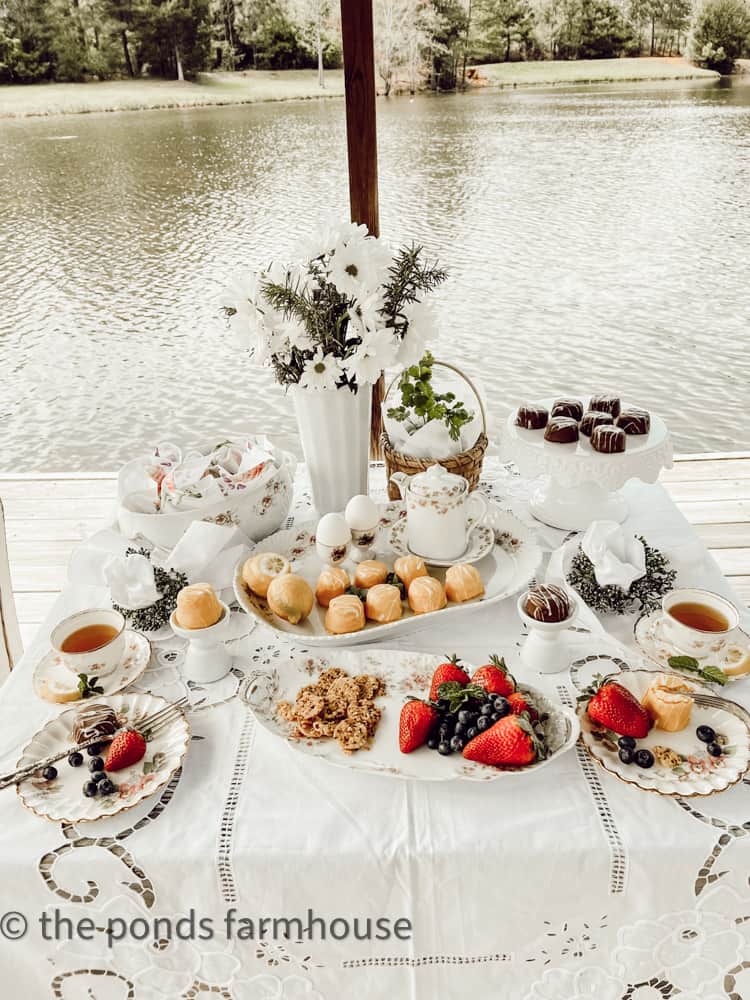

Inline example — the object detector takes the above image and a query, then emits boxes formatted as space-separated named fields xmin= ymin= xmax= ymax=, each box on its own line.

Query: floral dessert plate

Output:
xmin=233 ymin=504 xmax=542 ymax=647
xmin=240 ymin=649 xmax=579 ymax=781
xmin=387 ymin=518 xmax=494 ymax=567
xmin=33 ymin=630 xmax=151 ymax=704
xmin=577 ymin=669 xmax=750 ymax=797
xmin=16 ymin=693 xmax=189 ymax=823
xmin=634 ymin=610 xmax=749 ymax=685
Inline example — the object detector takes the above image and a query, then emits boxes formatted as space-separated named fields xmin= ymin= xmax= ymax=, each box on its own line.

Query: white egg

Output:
xmin=345 ymin=494 xmax=379 ymax=531
xmin=316 ymin=512 xmax=351 ymax=547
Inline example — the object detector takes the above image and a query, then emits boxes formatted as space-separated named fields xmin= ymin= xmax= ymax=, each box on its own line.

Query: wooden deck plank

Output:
xmin=661 ymin=460 xmax=750 ymax=483
xmin=691 ymin=522 xmax=750 ymax=549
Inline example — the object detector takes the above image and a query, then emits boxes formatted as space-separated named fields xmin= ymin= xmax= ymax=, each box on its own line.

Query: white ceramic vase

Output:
xmin=292 ymin=383 xmax=372 ymax=514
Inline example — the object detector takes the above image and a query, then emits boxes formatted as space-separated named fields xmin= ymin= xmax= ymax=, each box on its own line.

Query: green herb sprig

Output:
xmin=668 ymin=655 xmax=728 ymax=686
xmin=387 ymin=351 xmax=474 ymax=443
xmin=77 ymin=674 xmax=104 ymax=699
xmin=566 ymin=537 xmax=676 ymax=615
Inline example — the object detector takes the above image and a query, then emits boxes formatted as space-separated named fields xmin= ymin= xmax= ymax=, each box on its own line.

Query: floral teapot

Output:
xmin=389 ymin=464 xmax=488 ymax=562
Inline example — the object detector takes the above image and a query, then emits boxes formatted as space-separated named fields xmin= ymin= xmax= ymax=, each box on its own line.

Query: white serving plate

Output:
xmin=240 ymin=648 xmax=579 ymax=781
xmin=233 ymin=504 xmax=542 ymax=647
xmin=17 ymin=693 xmax=190 ymax=822
xmin=577 ymin=669 xmax=750 ymax=797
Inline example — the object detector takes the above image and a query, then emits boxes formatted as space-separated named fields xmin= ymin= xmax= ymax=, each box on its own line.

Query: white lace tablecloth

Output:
xmin=1 ymin=459 xmax=749 ymax=1000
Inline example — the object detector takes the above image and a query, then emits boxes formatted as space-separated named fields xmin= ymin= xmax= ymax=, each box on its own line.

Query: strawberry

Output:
xmin=463 ymin=714 xmax=546 ymax=768
xmin=399 ymin=699 xmax=438 ymax=754
xmin=507 ymin=691 xmax=538 ymax=721
xmin=471 ymin=654 xmax=515 ymax=697
xmin=429 ymin=655 xmax=468 ymax=701
xmin=581 ymin=675 xmax=650 ymax=738
xmin=105 ymin=729 xmax=147 ymax=772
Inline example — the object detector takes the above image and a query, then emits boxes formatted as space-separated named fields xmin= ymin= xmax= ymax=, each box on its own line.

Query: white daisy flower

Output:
xmin=299 ymin=349 xmax=341 ymax=390
xmin=344 ymin=327 xmax=398 ymax=385
xmin=329 ymin=235 xmax=392 ymax=299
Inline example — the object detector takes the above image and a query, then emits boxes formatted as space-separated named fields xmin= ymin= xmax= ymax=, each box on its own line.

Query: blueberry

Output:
xmin=490 ymin=712 xmax=501 ymax=723
xmin=91 ymin=771 xmax=107 ymax=784
xmin=67 ymin=751 xmax=84 ymax=768
xmin=436 ymin=699 xmax=450 ymax=713
xmin=83 ymin=780 xmax=98 ymax=797
xmin=454 ymin=721 xmax=466 ymax=735
xmin=99 ymin=779 xmax=116 ymax=795
xmin=426 ymin=735 xmax=440 ymax=750
xmin=437 ymin=741 xmax=452 ymax=756
xmin=696 ymin=725 xmax=716 ymax=744
xmin=634 ymin=749 xmax=655 ymax=769
xmin=88 ymin=757 xmax=104 ymax=772
xmin=457 ymin=710 xmax=472 ymax=724
xmin=493 ymin=697 xmax=510 ymax=717
xmin=477 ymin=716 xmax=491 ymax=731
xmin=618 ymin=748 xmax=634 ymax=765
xmin=466 ymin=726 xmax=478 ymax=741
xmin=618 ymin=736 xmax=636 ymax=750
xmin=86 ymin=743 xmax=103 ymax=757
xmin=707 ymin=742 xmax=723 ymax=757
xmin=480 ymin=703 xmax=493 ymax=716
xmin=42 ymin=766 xmax=57 ymax=781
xmin=449 ymin=735 xmax=465 ymax=752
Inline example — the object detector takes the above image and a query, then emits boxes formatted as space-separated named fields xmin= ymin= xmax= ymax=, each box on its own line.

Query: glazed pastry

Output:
xmin=72 ymin=703 xmax=119 ymax=744
xmin=354 ymin=560 xmax=389 ymax=590
xmin=550 ymin=398 xmax=584 ymax=421
xmin=325 ymin=594 xmax=366 ymax=634
xmin=445 ymin=563 xmax=485 ymax=603
xmin=589 ymin=394 xmax=621 ymax=418
xmin=175 ymin=583 xmax=223 ymax=629
xmin=591 ymin=425 xmax=626 ymax=454
xmin=617 ymin=408 xmax=651 ymax=435
xmin=407 ymin=575 xmax=447 ymax=615
xmin=267 ymin=574 xmax=314 ymax=625
xmin=544 ymin=417 xmax=579 ymax=444
xmin=641 ymin=674 xmax=693 ymax=731
xmin=315 ymin=566 xmax=350 ymax=608
xmin=515 ymin=404 xmax=548 ymax=430
xmin=365 ymin=584 xmax=403 ymax=624
xmin=394 ymin=555 xmax=428 ymax=590
xmin=242 ymin=552 xmax=291 ymax=598
xmin=524 ymin=584 xmax=571 ymax=623
xmin=580 ymin=410 xmax=614 ymax=437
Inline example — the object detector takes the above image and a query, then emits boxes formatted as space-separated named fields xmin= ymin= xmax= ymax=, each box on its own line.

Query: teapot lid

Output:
xmin=408 ymin=463 xmax=468 ymax=500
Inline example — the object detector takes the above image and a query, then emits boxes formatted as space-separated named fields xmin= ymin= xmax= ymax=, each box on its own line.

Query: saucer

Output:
xmin=387 ymin=519 xmax=495 ymax=567
xmin=634 ymin=610 xmax=749 ymax=684
xmin=33 ymin=629 xmax=151 ymax=704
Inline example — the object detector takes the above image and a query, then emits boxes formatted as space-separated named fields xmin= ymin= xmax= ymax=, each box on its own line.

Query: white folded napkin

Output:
xmin=104 ymin=552 xmax=159 ymax=609
xmin=580 ymin=520 xmax=646 ymax=590
xmin=162 ymin=521 xmax=248 ymax=589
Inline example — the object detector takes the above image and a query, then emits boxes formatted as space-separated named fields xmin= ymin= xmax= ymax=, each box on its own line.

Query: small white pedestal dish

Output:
xmin=170 ymin=602 xmax=232 ymax=684
xmin=517 ymin=592 xmax=579 ymax=674
xmin=501 ymin=399 xmax=673 ymax=531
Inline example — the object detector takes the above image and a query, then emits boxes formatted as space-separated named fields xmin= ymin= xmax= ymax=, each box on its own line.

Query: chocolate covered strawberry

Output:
xmin=105 ymin=729 xmax=147 ymax=772
xmin=399 ymin=700 xmax=438 ymax=754
xmin=471 ymin=655 xmax=515 ymax=697
xmin=463 ymin=714 xmax=546 ymax=768
xmin=429 ymin=655 xmax=468 ymax=701
xmin=581 ymin=676 xmax=650 ymax=738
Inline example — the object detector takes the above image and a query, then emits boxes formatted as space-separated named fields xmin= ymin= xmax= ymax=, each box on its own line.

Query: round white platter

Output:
xmin=17 ymin=693 xmax=190 ymax=823
xmin=33 ymin=629 xmax=151 ymax=704
xmin=387 ymin=517 xmax=494 ymax=566
xmin=634 ymin=610 xmax=750 ymax=684
xmin=233 ymin=504 xmax=542 ymax=648
xmin=240 ymin=648 xmax=579 ymax=782
xmin=577 ymin=668 xmax=750 ymax=797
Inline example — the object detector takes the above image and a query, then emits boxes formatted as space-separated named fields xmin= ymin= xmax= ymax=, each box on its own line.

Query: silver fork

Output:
xmin=0 ymin=697 xmax=189 ymax=791
xmin=690 ymin=691 xmax=750 ymax=726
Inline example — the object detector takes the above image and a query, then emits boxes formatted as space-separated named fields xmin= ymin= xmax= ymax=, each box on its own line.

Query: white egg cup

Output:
xmin=170 ymin=602 xmax=233 ymax=684
xmin=349 ymin=526 xmax=377 ymax=563
xmin=516 ymin=593 xmax=579 ymax=674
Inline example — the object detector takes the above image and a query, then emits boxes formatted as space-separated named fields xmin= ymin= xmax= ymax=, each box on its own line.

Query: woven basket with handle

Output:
xmin=381 ymin=359 xmax=488 ymax=501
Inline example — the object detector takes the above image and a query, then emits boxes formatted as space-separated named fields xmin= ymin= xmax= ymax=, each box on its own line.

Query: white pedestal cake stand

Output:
xmin=501 ymin=400 xmax=673 ymax=531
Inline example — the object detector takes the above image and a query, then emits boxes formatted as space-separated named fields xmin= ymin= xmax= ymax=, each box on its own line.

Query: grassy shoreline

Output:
xmin=0 ymin=59 xmax=719 ymax=119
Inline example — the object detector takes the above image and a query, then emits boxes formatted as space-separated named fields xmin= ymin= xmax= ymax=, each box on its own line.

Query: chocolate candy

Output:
xmin=551 ymin=398 xmax=584 ymax=421
xmin=524 ymin=584 xmax=571 ymax=623
xmin=72 ymin=703 xmax=119 ymax=745
xmin=515 ymin=404 xmax=549 ymax=430
xmin=589 ymin=394 xmax=621 ymax=418
xmin=544 ymin=417 xmax=579 ymax=444
xmin=591 ymin=425 xmax=626 ymax=453
xmin=580 ymin=410 xmax=614 ymax=437
xmin=617 ymin=408 xmax=650 ymax=435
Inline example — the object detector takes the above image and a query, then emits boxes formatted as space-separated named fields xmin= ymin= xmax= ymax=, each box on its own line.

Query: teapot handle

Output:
xmin=389 ymin=472 xmax=410 ymax=500
xmin=466 ymin=493 xmax=488 ymax=537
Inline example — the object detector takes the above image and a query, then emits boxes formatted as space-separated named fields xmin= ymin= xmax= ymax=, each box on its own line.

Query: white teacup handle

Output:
xmin=466 ymin=493 xmax=487 ymax=540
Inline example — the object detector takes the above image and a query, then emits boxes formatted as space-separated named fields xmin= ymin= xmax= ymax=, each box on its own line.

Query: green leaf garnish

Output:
xmin=668 ymin=655 xmax=728 ymax=686
xmin=77 ymin=673 xmax=104 ymax=699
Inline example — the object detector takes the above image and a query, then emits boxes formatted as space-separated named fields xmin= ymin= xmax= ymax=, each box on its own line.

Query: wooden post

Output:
xmin=340 ymin=0 xmax=384 ymax=459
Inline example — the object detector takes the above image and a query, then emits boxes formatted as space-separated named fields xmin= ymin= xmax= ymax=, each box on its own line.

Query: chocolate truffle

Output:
xmin=515 ymin=404 xmax=549 ymax=430
xmin=551 ymin=398 xmax=584 ymax=421
xmin=524 ymin=584 xmax=571 ymax=623
xmin=544 ymin=417 xmax=580 ymax=444
xmin=591 ymin=425 xmax=626 ymax=454
xmin=580 ymin=410 xmax=614 ymax=437
xmin=617 ymin=408 xmax=651 ymax=435
xmin=72 ymin=703 xmax=119 ymax=744
xmin=589 ymin=394 xmax=621 ymax=418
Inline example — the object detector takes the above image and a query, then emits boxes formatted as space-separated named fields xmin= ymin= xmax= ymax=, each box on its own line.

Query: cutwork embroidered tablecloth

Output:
xmin=0 ymin=460 xmax=748 ymax=1000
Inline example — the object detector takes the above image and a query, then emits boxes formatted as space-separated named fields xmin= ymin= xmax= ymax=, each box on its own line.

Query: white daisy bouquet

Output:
xmin=222 ymin=222 xmax=447 ymax=392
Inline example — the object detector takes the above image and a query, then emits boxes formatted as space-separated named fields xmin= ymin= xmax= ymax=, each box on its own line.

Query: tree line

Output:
xmin=1 ymin=0 xmax=748 ymax=86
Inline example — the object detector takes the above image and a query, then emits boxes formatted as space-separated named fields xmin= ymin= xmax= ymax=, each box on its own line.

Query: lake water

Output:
xmin=1 ymin=77 xmax=749 ymax=470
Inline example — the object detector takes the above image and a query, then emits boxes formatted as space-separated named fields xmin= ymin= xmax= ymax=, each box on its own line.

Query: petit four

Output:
xmin=515 ymin=404 xmax=549 ymax=430
xmin=579 ymin=410 xmax=613 ymax=437
xmin=354 ymin=560 xmax=389 ymax=590
xmin=365 ymin=584 xmax=404 ymax=624
xmin=445 ymin=563 xmax=485 ymax=603
xmin=617 ymin=408 xmax=651 ymax=435
xmin=544 ymin=417 xmax=579 ymax=444
xmin=591 ymin=425 xmax=626 ymax=453
xmin=175 ymin=583 xmax=223 ymax=630
xmin=641 ymin=674 xmax=693 ymax=732
xmin=315 ymin=566 xmax=350 ymax=608
xmin=73 ymin=703 xmax=119 ymax=744
xmin=550 ymin=398 xmax=584 ymax=421
xmin=242 ymin=552 xmax=291 ymax=598
xmin=393 ymin=555 xmax=428 ymax=590
xmin=325 ymin=594 xmax=366 ymax=634
xmin=267 ymin=574 xmax=314 ymax=625
xmin=408 ymin=576 xmax=447 ymax=615
xmin=589 ymin=394 xmax=621 ymax=418
xmin=524 ymin=584 xmax=571 ymax=623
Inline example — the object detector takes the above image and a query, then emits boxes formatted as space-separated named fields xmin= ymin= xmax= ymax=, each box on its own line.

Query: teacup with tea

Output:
xmin=51 ymin=609 xmax=126 ymax=678
xmin=662 ymin=589 xmax=742 ymax=659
